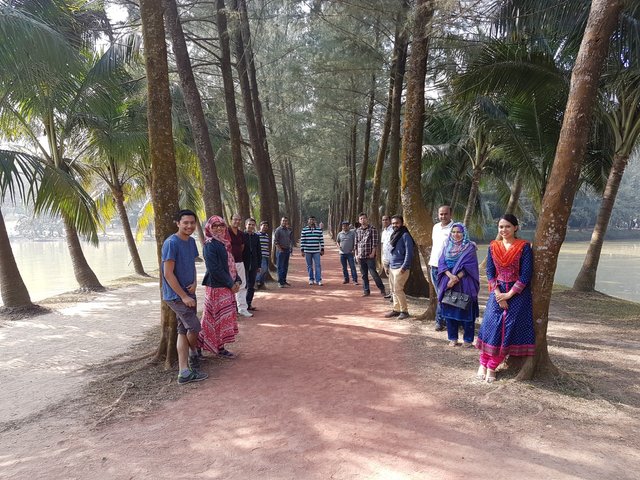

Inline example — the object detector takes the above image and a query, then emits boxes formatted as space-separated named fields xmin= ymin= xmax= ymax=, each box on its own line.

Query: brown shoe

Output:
xmin=384 ymin=311 xmax=401 ymax=318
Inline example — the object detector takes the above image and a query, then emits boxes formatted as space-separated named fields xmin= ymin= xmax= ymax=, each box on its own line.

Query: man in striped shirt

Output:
xmin=300 ymin=216 xmax=325 ymax=286
xmin=256 ymin=221 xmax=270 ymax=288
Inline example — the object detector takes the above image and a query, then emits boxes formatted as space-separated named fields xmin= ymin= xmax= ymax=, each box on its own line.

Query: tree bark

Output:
xmin=386 ymin=27 xmax=409 ymax=217
xmin=0 ymin=208 xmax=34 ymax=309
xmin=234 ymin=0 xmax=280 ymax=227
xmin=404 ymin=246 xmax=429 ymax=297
xmin=521 ymin=0 xmax=623 ymax=380
xmin=164 ymin=0 xmax=223 ymax=218
xmin=215 ymin=0 xmax=251 ymax=219
xmin=112 ymin=184 xmax=148 ymax=276
xmin=462 ymin=163 xmax=483 ymax=226
xmin=505 ymin=172 xmax=523 ymax=215
xmin=62 ymin=215 xmax=105 ymax=291
xmin=140 ymin=0 xmax=182 ymax=369
xmin=400 ymin=0 xmax=436 ymax=314
xmin=358 ymin=74 xmax=376 ymax=215
xmin=349 ymin=119 xmax=358 ymax=220
xmin=573 ymin=152 xmax=630 ymax=291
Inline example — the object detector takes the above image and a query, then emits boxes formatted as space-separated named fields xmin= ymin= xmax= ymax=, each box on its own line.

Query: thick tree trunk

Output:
xmin=358 ymin=74 xmax=376 ymax=215
xmin=400 ymin=0 xmax=436 ymax=316
xmin=404 ymin=246 xmax=429 ymax=297
xmin=350 ymin=119 xmax=358 ymax=220
xmin=215 ymin=0 xmax=251 ymax=219
xmin=0 ymin=208 xmax=34 ymax=309
xmin=62 ymin=215 xmax=104 ymax=291
xmin=386 ymin=30 xmax=408 ymax=217
xmin=521 ymin=0 xmax=623 ymax=380
xmin=113 ymin=185 xmax=148 ymax=276
xmin=164 ymin=0 xmax=224 ymax=218
xmin=573 ymin=152 xmax=630 ymax=291
xmin=140 ymin=0 xmax=182 ymax=369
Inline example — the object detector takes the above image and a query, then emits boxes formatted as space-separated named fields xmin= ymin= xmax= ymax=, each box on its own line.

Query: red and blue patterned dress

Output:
xmin=476 ymin=239 xmax=535 ymax=365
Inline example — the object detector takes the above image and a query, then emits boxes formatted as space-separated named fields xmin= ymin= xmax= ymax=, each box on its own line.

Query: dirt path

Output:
xmin=1 ymin=248 xmax=639 ymax=479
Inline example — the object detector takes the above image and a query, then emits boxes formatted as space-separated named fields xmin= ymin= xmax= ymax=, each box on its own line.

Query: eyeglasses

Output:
xmin=211 ymin=224 xmax=226 ymax=228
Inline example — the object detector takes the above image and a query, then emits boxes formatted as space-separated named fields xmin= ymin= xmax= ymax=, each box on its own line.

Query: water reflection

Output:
xmin=6 ymin=239 xmax=159 ymax=303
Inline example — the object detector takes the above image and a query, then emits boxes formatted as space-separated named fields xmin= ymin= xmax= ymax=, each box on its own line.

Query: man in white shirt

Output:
xmin=380 ymin=215 xmax=393 ymax=299
xmin=428 ymin=205 xmax=454 ymax=331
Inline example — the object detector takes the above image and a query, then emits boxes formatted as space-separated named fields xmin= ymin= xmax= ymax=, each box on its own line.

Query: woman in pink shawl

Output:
xmin=199 ymin=215 xmax=241 ymax=358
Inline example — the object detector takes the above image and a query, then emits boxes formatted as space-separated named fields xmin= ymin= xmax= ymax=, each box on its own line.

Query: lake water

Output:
xmin=3 ymin=239 xmax=640 ymax=304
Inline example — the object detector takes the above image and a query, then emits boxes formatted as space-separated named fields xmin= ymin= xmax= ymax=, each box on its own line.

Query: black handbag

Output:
xmin=441 ymin=289 xmax=471 ymax=310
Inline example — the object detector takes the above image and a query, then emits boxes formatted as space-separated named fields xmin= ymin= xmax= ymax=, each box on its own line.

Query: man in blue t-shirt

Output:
xmin=161 ymin=209 xmax=208 ymax=385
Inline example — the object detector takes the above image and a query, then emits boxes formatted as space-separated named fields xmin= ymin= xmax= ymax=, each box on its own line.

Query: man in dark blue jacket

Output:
xmin=243 ymin=218 xmax=262 ymax=312
xmin=384 ymin=215 xmax=414 ymax=319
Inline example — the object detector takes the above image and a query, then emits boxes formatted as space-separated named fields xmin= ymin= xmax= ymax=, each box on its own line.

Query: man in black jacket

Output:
xmin=243 ymin=218 xmax=262 ymax=313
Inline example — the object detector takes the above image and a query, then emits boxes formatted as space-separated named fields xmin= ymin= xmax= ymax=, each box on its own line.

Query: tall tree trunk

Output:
xmin=370 ymin=14 xmax=405 ymax=226
xmin=230 ymin=0 xmax=276 ymax=226
xmin=386 ymin=30 xmax=408 ymax=217
xmin=573 ymin=152 xmax=630 ymax=291
xmin=112 ymin=185 xmax=148 ymax=276
xmin=462 ymin=163 xmax=483 ymax=226
xmin=140 ymin=0 xmax=182 ymax=369
xmin=350 ymin=119 xmax=358 ymax=220
xmin=505 ymin=172 xmax=523 ymax=215
xmin=0 ymin=208 xmax=34 ymax=309
xmin=62 ymin=215 xmax=105 ymax=291
xmin=234 ymin=0 xmax=280 ymax=227
xmin=164 ymin=0 xmax=224 ymax=218
xmin=400 ymin=0 xmax=436 ymax=316
xmin=521 ymin=0 xmax=623 ymax=380
xmin=215 ymin=0 xmax=251 ymax=219
xmin=404 ymin=246 xmax=429 ymax=297
xmin=358 ymin=74 xmax=376 ymax=215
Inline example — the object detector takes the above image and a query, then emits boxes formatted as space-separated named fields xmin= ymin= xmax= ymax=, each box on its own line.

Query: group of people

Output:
xmin=161 ymin=206 xmax=535 ymax=385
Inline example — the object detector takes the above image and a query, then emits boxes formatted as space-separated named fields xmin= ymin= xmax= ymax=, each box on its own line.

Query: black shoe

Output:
xmin=384 ymin=293 xmax=392 ymax=299
xmin=284 ymin=281 xmax=292 ymax=286
xmin=342 ymin=279 xmax=349 ymax=284
xmin=362 ymin=291 xmax=370 ymax=297
xmin=380 ymin=290 xmax=387 ymax=297
xmin=435 ymin=324 xmax=446 ymax=331
xmin=398 ymin=312 xmax=410 ymax=320
xmin=188 ymin=354 xmax=200 ymax=370
xmin=384 ymin=311 xmax=401 ymax=318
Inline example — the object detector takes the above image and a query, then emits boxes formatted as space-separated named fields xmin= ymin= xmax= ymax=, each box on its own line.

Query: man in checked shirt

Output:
xmin=355 ymin=212 xmax=387 ymax=297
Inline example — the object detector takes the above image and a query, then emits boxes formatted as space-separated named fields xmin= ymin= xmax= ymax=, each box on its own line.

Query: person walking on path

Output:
xmin=380 ymin=215 xmax=393 ymax=299
xmin=355 ymin=212 xmax=386 ymax=297
xmin=384 ymin=215 xmax=414 ymax=319
xmin=300 ymin=216 xmax=325 ymax=285
xmin=199 ymin=215 xmax=241 ymax=359
xmin=476 ymin=214 xmax=535 ymax=383
xmin=336 ymin=221 xmax=358 ymax=284
xmin=161 ymin=209 xmax=208 ymax=385
xmin=256 ymin=221 xmax=270 ymax=288
xmin=274 ymin=216 xmax=294 ymax=288
xmin=243 ymin=218 xmax=262 ymax=312
xmin=436 ymin=223 xmax=479 ymax=347
xmin=429 ymin=205 xmax=455 ymax=331
xmin=229 ymin=214 xmax=251 ymax=317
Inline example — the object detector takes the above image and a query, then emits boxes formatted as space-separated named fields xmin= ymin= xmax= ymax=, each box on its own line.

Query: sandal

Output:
xmin=476 ymin=365 xmax=486 ymax=380
xmin=486 ymin=369 xmax=496 ymax=383
xmin=218 ymin=348 xmax=236 ymax=359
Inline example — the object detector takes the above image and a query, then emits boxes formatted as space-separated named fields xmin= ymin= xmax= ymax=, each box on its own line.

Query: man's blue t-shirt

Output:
xmin=161 ymin=234 xmax=199 ymax=302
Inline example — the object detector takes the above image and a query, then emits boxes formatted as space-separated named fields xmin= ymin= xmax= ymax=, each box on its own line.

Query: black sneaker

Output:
xmin=177 ymin=369 xmax=208 ymax=385
xmin=362 ymin=291 xmax=371 ymax=297
xmin=398 ymin=312 xmax=410 ymax=320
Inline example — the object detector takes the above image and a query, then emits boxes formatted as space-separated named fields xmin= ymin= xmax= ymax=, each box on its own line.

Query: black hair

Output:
xmin=391 ymin=215 xmax=404 ymax=223
xmin=174 ymin=209 xmax=197 ymax=222
xmin=358 ymin=212 xmax=367 ymax=218
xmin=246 ymin=217 xmax=256 ymax=224
xmin=259 ymin=220 xmax=269 ymax=226
xmin=500 ymin=213 xmax=519 ymax=227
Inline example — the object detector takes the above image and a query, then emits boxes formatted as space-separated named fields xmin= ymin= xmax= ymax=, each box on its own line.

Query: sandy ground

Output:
xmin=1 ymin=248 xmax=639 ymax=480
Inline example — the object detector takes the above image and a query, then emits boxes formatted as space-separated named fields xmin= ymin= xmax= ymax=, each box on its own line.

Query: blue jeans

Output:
xmin=245 ymin=268 xmax=258 ymax=307
xmin=305 ymin=252 xmax=322 ymax=283
xmin=430 ymin=266 xmax=445 ymax=328
xmin=256 ymin=256 xmax=269 ymax=285
xmin=359 ymin=257 xmax=385 ymax=293
xmin=276 ymin=248 xmax=291 ymax=285
xmin=340 ymin=253 xmax=357 ymax=282
xmin=447 ymin=319 xmax=475 ymax=343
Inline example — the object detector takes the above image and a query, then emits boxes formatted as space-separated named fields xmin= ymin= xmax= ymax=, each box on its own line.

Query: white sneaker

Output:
xmin=317 ymin=281 xmax=323 ymax=286
xmin=238 ymin=309 xmax=253 ymax=317
xmin=309 ymin=280 xmax=314 ymax=285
